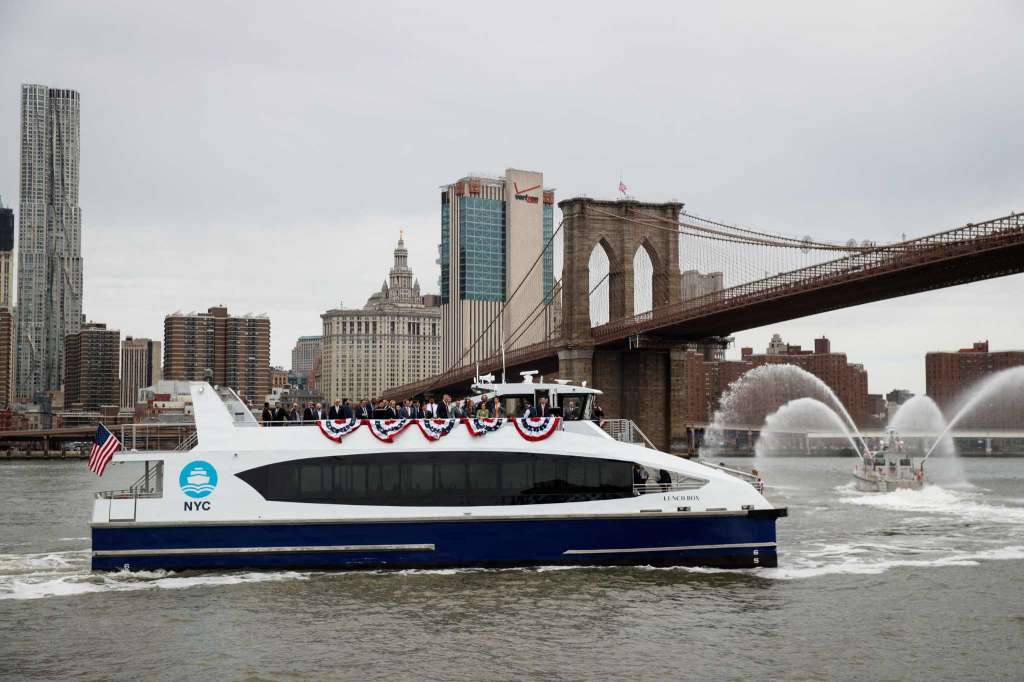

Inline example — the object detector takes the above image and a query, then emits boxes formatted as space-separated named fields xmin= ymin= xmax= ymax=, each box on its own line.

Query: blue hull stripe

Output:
xmin=92 ymin=514 xmax=779 ymax=571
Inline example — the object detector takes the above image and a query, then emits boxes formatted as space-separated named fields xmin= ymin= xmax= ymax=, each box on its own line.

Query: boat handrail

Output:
xmin=117 ymin=422 xmax=197 ymax=452
xmin=97 ymin=460 xmax=165 ymax=500
xmin=695 ymin=460 xmax=759 ymax=482
xmin=633 ymin=480 xmax=706 ymax=495
xmin=601 ymin=419 xmax=657 ymax=449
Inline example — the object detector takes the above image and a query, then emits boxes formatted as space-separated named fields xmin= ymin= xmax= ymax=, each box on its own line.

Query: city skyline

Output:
xmin=1 ymin=2 xmax=1023 ymax=396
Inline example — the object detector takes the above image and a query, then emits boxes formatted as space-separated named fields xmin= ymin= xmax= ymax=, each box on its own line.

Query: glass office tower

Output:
xmin=439 ymin=169 xmax=554 ymax=371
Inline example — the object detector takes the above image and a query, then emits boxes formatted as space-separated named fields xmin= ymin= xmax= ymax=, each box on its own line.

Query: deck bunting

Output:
xmin=416 ymin=418 xmax=458 ymax=441
xmin=366 ymin=418 xmax=414 ymax=442
xmin=317 ymin=417 xmax=362 ymax=442
xmin=463 ymin=417 xmax=505 ymax=436
xmin=512 ymin=417 xmax=562 ymax=441
xmin=315 ymin=417 xmax=562 ymax=444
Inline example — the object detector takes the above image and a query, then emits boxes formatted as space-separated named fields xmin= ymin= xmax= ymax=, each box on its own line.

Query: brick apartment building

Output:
xmin=673 ymin=335 xmax=871 ymax=426
xmin=163 ymin=306 xmax=270 ymax=406
xmin=64 ymin=322 xmax=120 ymax=410
xmin=926 ymin=341 xmax=1024 ymax=425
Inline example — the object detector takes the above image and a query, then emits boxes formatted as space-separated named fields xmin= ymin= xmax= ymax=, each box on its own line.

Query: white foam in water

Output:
xmin=840 ymin=485 xmax=1024 ymax=524
xmin=0 ymin=556 xmax=312 ymax=601
xmin=760 ymin=544 xmax=1024 ymax=580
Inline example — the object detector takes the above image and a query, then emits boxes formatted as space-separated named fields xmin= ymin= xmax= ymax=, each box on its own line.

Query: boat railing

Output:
xmin=695 ymin=460 xmax=760 ymax=482
xmin=96 ymin=461 xmax=164 ymax=500
xmin=633 ymin=479 xmax=707 ymax=495
xmin=116 ymin=423 xmax=197 ymax=452
xmin=602 ymin=419 xmax=657 ymax=449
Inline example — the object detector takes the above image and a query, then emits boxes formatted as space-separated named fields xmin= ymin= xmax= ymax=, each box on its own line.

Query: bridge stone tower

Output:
xmin=559 ymin=198 xmax=683 ymax=344
xmin=557 ymin=198 xmax=692 ymax=453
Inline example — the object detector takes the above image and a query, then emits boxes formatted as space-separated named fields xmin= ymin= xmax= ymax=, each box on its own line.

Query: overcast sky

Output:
xmin=1 ymin=1 xmax=1022 ymax=395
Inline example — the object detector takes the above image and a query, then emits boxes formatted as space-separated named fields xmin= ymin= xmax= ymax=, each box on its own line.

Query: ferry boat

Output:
xmin=852 ymin=429 xmax=925 ymax=492
xmin=91 ymin=376 xmax=787 ymax=572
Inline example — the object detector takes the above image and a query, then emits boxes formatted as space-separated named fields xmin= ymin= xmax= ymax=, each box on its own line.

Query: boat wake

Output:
xmin=0 ymin=549 xmax=310 ymax=601
xmin=839 ymin=485 xmax=1024 ymax=524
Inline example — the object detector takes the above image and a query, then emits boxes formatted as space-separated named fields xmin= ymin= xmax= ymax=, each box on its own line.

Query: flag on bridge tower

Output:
xmin=88 ymin=424 xmax=121 ymax=476
xmin=618 ymin=180 xmax=628 ymax=196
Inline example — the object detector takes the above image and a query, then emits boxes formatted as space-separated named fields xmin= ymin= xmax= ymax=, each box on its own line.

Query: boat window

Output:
xmin=236 ymin=451 xmax=636 ymax=506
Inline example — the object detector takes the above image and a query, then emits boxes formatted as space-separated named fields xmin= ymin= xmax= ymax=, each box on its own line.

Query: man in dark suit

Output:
xmin=364 ymin=400 xmax=375 ymax=418
xmin=312 ymin=402 xmax=328 ymax=421
xmin=436 ymin=394 xmax=451 ymax=418
xmin=302 ymin=402 xmax=315 ymax=423
xmin=340 ymin=399 xmax=354 ymax=419
xmin=535 ymin=397 xmax=551 ymax=418
xmin=273 ymin=404 xmax=289 ymax=425
xmin=398 ymin=400 xmax=412 ymax=419
xmin=328 ymin=400 xmax=342 ymax=420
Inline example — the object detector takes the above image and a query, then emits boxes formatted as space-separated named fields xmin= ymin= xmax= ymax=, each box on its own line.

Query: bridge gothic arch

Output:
xmin=559 ymin=198 xmax=683 ymax=344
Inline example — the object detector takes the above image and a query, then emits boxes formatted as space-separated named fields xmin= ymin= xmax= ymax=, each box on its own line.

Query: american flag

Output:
xmin=88 ymin=424 xmax=121 ymax=476
xmin=618 ymin=180 xmax=627 ymax=195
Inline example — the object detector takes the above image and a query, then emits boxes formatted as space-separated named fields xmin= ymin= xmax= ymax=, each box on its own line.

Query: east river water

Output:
xmin=1 ymin=457 xmax=1022 ymax=681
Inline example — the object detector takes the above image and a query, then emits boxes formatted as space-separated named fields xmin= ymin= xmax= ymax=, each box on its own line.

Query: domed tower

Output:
xmin=388 ymin=231 xmax=415 ymax=302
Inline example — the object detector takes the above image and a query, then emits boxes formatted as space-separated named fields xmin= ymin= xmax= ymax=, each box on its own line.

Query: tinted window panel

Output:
xmin=236 ymin=452 xmax=634 ymax=506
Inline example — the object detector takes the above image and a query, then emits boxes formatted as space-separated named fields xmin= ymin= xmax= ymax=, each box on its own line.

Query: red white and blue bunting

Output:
xmin=365 ymin=418 xmax=414 ymax=442
xmin=463 ymin=417 xmax=505 ymax=437
xmin=416 ymin=418 xmax=458 ymax=441
xmin=317 ymin=417 xmax=362 ymax=442
xmin=512 ymin=417 xmax=562 ymax=442
xmin=314 ymin=417 xmax=563 ymax=444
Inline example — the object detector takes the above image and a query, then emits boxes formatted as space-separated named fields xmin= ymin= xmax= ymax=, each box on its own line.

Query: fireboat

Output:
xmin=852 ymin=429 xmax=925 ymax=492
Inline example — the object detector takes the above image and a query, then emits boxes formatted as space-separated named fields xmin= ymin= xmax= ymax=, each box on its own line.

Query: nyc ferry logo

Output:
xmin=179 ymin=461 xmax=218 ymax=511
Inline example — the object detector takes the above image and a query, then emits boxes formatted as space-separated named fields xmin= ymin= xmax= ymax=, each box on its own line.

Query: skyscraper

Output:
xmin=120 ymin=336 xmax=162 ymax=408
xmin=0 ymin=196 xmax=14 ymax=307
xmin=0 ymin=198 xmax=14 ymax=406
xmin=163 ymin=306 xmax=270 ymax=405
xmin=16 ymin=85 xmax=83 ymax=400
xmin=291 ymin=336 xmax=322 ymax=378
xmin=438 ymin=168 xmax=555 ymax=370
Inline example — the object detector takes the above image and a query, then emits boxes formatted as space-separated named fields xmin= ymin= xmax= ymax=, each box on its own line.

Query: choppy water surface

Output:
xmin=2 ymin=458 xmax=1023 ymax=681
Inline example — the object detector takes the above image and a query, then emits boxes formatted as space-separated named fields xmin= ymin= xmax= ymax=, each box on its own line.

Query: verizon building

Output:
xmin=439 ymin=168 xmax=555 ymax=371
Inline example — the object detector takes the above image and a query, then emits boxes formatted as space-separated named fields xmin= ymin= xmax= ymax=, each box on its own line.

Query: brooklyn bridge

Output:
xmin=383 ymin=198 xmax=1024 ymax=451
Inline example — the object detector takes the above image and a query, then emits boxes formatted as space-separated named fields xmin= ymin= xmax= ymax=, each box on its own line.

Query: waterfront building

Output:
xmin=673 ymin=335 xmax=871 ymax=428
xmin=741 ymin=337 xmax=869 ymax=425
xmin=290 ymin=335 xmax=322 ymax=379
xmin=0 ymin=309 xmax=14 ymax=408
xmin=64 ymin=322 xmax=120 ymax=411
xmin=320 ymin=234 xmax=440 ymax=401
xmin=120 ymin=337 xmax=162 ymax=408
xmin=163 ymin=306 xmax=270 ymax=406
xmin=16 ymin=85 xmax=83 ymax=400
xmin=271 ymin=366 xmax=289 ymax=389
xmin=439 ymin=169 xmax=555 ymax=370
xmin=926 ymin=341 xmax=1024 ymax=424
